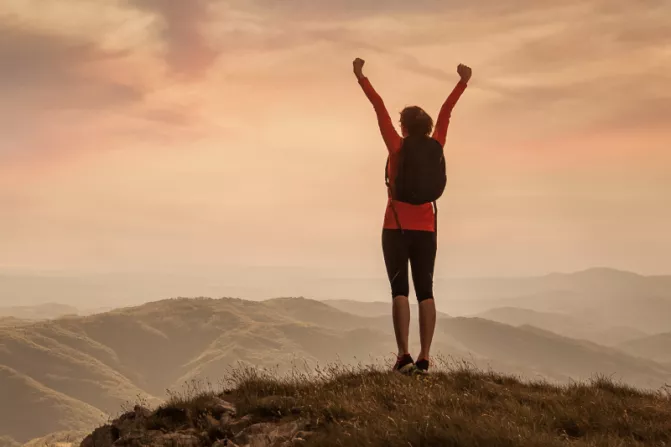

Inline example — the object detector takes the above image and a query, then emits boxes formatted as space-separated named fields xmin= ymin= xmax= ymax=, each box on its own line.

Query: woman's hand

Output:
xmin=353 ymin=58 xmax=365 ymax=80
xmin=457 ymin=64 xmax=472 ymax=83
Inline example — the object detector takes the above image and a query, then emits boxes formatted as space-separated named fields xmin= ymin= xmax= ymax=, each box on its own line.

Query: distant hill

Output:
xmin=4 ymin=296 xmax=671 ymax=442
xmin=441 ymin=268 xmax=671 ymax=302
xmin=473 ymin=307 xmax=648 ymax=346
xmin=432 ymin=318 xmax=671 ymax=389
xmin=0 ymin=297 xmax=391 ymax=442
xmin=22 ymin=430 xmax=88 ymax=447
xmin=2 ymin=267 xmax=670 ymax=331
xmin=322 ymin=299 xmax=392 ymax=317
xmin=0 ymin=303 xmax=79 ymax=320
xmin=0 ymin=317 xmax=29 ymax=327
xmin=324 ymin=299 xmax=452 ymax=319
xmin=0 ymin=365 xmax=105 ymax=442
xmin=618 ymin=332 xmax=671 ymax=364
xmin=441 ymin=268 xmax=671 ymax=333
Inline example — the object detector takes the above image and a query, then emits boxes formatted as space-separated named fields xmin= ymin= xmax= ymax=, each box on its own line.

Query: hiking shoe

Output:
xmin=415 ymin=358 xmax=430 ymax=374
xmin=393 ymin=354 xmax=415 ymax=374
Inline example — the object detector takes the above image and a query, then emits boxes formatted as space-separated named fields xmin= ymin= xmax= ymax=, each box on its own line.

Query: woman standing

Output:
xmin=353 ymin=58 xmax=472 ymax=373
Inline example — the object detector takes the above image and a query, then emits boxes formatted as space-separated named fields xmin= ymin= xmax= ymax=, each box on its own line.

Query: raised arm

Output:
xmin=432 ymin=64 xmax=472 ymax=147
xmin=353 ymin=58 xmax=402 ymax=153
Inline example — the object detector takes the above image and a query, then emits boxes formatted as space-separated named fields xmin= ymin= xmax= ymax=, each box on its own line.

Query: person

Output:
xmin=353 ymin=57 xmax=471 ymax=374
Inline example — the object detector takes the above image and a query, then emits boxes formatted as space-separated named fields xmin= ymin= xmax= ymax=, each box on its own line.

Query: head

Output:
xmin=400 ymin=106 xmax=433 ymax=138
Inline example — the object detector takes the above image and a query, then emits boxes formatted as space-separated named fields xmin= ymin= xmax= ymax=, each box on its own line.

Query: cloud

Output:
xmin=0 ymin=23 xmax=148 ymax=157
xmin=475 ymin=1 xmax=671 ymax=130
xmin=0 ymin=24 xmax=142 ymax=108
xmin=0 ymin=21 xmax=213 ymax=159
xmin=1 ymin=0 xmax=667 ymax=159
xmin=312 ymin=0 xmax=671 ymax=133
xmin=130 ymin=0 xmax=219 ymax=78
xmin=238 ymin=0 xmax=587 ymax=22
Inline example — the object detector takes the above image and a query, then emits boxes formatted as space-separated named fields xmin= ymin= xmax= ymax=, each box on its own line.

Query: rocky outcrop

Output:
xmin=80 ymin=399 xmax=310 ymax=447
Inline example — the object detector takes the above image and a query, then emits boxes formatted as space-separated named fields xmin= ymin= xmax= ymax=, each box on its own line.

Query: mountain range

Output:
xmin=2 ymin=293 xmax=671 ymax=443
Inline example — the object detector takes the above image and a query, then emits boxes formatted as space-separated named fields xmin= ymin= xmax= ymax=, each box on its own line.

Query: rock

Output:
xmin=278 ymin=430 xmax=312 ymax=447
xmin=220 ymin=413 xmax=234 ymax=426
xmin=210 ymin=398 xmax=237 ymax=419
xmin=213 ymin=440 xmax=239 ymax=447
xmin=113 ymin=406 xmax=153 ymax=437
xmin=80 ymin=425 xmax=117 ymax=447
xmin=226 ymin=414 xmax=253 ymax=432
xmin=292 ymin=431 xmax=312 ymax=444
xmin=154 ymin=406 xmax=189 ymax=422
xmin=155 ymin=433 xmax=201 ymax=447
xmin=150 ymin=407 xmax=191 ymax=430
xmin=206 ymin=423 xmax=230 ymax=443
xmin=235 ymin=421 xmax=305 ymax=447
xmin=112 ymin=430 xmax=163 ymax=447
xmin=115 ymin=432 xmax=201 ymax=447
xmin=133 ymin=406 xmax=152 ymax=419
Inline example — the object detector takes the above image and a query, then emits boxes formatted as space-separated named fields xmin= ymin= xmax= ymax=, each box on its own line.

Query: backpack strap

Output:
xmin=384 ymin=155 xmax=390 ymax=188
xmin=389 ymin=198 xmax=404 ymax=234
xmin=433 ymin=201 xmax=438 ymax=236
xmin=385 ymin=155 xmax=404 ymax=234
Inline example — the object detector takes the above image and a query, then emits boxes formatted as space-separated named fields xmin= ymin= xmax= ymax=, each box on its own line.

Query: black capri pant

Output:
xmin=382 ymin=229 xmax=437 ymax=302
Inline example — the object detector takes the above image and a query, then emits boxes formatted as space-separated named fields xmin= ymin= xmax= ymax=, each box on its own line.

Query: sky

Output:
xmin=1 ymin=0 xmax=670 ymax=280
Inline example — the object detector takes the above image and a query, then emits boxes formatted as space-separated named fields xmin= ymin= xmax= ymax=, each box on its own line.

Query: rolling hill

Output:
xmin=324 ymin=299 xmax=452 ymax=319
xmin=3 ymin=296 xmax=671 ymax=443
xmin=0 ymin=303 xmax=79 ymax=320
xmin=442 ymin=269 xmax=671 ymax=333
xmin=433 ymin=318 xmax=671 ymax=389
xmin=0 ymin=365 xmax=105 ymax=442
xmin=0 ymin=297 xmax=388 ymax=442
xmin=0 ymin=317 xmax=28 ymax=327
xmin=473 ymin=307 xmax=648 ymax=346
xmin=618 ymin=332 xmax=671 ymax=364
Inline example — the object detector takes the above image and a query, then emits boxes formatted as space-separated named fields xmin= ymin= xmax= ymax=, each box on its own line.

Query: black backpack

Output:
xmin=385 ymin=135 xmax=447 ymax=205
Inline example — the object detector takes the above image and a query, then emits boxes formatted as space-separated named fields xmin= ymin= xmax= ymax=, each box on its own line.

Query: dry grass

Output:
xmin=76 ymin=360 xmax=671 ymax=447
xmin=222 ymin=360 xmax=671 ymax=447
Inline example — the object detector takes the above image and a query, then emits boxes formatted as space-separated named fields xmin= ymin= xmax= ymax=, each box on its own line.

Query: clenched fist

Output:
xmin=457 ymin=64 xmax=472 ymax=83
xmin=353 ymin=58 xmax=365 ymax=79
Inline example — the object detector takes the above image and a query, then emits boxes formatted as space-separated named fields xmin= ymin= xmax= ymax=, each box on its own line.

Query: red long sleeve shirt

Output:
xmin=359 ymin=77 xmax=467 ymax=231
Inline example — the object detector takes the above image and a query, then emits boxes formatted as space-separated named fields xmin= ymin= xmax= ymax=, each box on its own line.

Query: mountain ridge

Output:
xmin=4 ymin=295 xmax=671 ymax=443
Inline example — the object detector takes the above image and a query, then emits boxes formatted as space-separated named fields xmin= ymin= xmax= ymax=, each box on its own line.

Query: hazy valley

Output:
xmin=1 ymin=268 xmax=671 ymax=444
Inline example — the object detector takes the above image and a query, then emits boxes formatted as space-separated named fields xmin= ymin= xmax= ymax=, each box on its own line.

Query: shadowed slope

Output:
xmin=0 ymin=366 xmax=105 ymax=443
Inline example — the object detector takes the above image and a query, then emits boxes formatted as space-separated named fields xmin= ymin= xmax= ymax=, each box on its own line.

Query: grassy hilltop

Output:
xmin=81 ymin=363 xmax=671 ymax=447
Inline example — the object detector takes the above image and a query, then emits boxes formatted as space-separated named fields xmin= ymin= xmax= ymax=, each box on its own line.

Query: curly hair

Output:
xmin=400 ymin=106 xmax=434 ymax=137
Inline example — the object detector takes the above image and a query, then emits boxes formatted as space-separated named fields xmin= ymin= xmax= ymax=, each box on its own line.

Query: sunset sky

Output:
xmin=1 ymin=0 xmax=670 ymax=280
